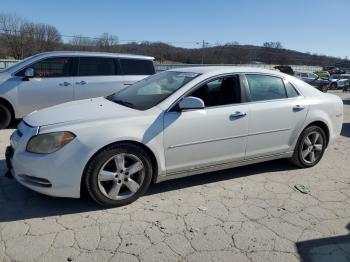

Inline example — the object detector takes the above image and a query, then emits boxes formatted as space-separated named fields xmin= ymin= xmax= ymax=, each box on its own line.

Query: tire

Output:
xmin=322 ymin=85 xmax=328 ymax=92
xmin=0 ymin=104 xmax=12 ymax=129
xmin=290 ymin=126 xmax=326 ymax=168
xmin=84 ymin=143 xmax=153 ymax=206
xmin=330 ymin=83 xmax=337 ymax=90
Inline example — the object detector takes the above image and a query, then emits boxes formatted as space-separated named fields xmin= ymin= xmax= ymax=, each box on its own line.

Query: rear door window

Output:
xmin=78 ymin=57 xmax=117 ymax=76
xmin=246 ymin=74 xmax=287 ymax=102
xmin=119 ymin=59 xmax=155 ymax=75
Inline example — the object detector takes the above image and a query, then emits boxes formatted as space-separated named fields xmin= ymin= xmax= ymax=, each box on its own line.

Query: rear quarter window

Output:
xmin=119 ymin=59 xmax=155 ymax=75
xmin=285 ymin=81 xmax=300 ymax=98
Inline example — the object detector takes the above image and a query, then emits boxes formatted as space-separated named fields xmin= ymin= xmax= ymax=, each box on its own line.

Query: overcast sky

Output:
xmin=1 ymin=0 xmax=349 ymax=58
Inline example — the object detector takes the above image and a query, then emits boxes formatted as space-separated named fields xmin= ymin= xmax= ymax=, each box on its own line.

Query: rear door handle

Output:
xmin=229 ymin=111 xmax=247 ymax=120
xmin=75 ymin=81 xmax=87 ymax=85
xmin=59 ymin=82 xmax=71 ymax=86
xmin=293 ymin=105 xmax=305 ymax=111
xmin=123 ymin=83 xmax=132 ymax=86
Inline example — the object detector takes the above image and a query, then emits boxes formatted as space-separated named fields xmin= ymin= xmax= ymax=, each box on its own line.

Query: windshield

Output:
xmin=107 ymin=71 xmax=200 ymax=110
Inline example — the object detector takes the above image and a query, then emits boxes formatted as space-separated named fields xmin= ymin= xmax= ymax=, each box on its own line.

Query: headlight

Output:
xmin=26 ymin=131 xmax=76 ymax=154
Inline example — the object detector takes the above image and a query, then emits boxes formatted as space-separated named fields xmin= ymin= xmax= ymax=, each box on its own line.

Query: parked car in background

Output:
xmin=323 ymin=66 xmax=345 ymax=75
xmin=340 ymin=74 xmax=350 ymax=92
xmin=329 ymin=74 xmax=349 ymax=89
xmin=5 ymin=67 xmax=343 ymax=206
xmin=273 ymin=65 xmax=294 ymax=75
xmin=314 ymin=70 xmax=330 ymax=78
xmin=294 ymin=72 xmax=329 ymax=92
xmin=0 ymin=51 xmax=155 ymax=129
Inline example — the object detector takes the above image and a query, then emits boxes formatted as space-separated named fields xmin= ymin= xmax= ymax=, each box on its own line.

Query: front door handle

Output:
xmin=293 ymin=105 xmax=305 ymax=111
xmin=76 ymin=81 xmax=87 ymax=85
xmin=229 ymin=111 xmax=247 ymax=120
xmin=59 ymin=82 xmax=71 ymax=86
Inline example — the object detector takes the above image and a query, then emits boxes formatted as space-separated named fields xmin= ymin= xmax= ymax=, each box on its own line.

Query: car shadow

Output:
xmin=341 ymin=123 xmax=350 ymax=138
xmin=6 ymin=119 xmax=21 ymax=129
xmin=296 ymin=224 xmax=350 ymax=262
xmin=342 ymin=99 xmax=350 ymax=106
xmin=0 ymin=158 xmax=297 ymax=222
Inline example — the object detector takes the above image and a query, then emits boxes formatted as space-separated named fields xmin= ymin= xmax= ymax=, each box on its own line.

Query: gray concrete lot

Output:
xmin=0 ymin=91 xmax=349 ymax=262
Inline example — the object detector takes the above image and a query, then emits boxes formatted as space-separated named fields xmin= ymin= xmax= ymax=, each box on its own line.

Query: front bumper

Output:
xmin=7 ymin=122 xmax=88 ymax=198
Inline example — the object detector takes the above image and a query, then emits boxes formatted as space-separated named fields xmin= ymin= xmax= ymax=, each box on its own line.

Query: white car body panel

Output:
xmin=164 ymin=104 xmax=249 ymax=173
xmin=73 ymin=75 xmax=147 ymax=101
xmin=16 ymin=76 xmax=75 ymax=116
xmin=246 ymin=98 xmax=309 ymax=158
xmin=8 ymin=67 xmax=343 ymax=198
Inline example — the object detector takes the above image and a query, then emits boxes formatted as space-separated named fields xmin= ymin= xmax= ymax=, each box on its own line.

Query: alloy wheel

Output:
xmin=97 ymin=153 xmax=145 ymax=200
xmin=301 ymin=131 xmax=324 ymax=164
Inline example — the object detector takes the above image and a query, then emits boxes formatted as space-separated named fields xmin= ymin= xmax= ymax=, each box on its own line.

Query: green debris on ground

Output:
xmin=294 ymin=184 xmax=310 ymax=194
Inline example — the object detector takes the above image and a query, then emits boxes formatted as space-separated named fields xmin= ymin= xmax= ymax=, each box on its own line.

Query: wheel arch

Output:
xmin=80 ymin=140 xmax=159 ymax=198
xmin=304 ymin=120 xmax=330 ymax=147
xmin=0 ymin=97 xmax=15 ymax=119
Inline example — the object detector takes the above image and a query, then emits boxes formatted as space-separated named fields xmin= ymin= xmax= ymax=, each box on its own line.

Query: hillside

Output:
xmin=98 ymin=42 xmax=349 ymax=67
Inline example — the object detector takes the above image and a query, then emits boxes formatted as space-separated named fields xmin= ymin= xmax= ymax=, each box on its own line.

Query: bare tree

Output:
xmin=33 ymin=23 xmax=62 ymax=52
xmin=0 ymin=13 xmax=62 ymax=58
xmin=69 ymin=35 xmax=96 ymax=51
xmin=0 ymin=13 xmax=27 ymax=59
xmin=95 ymin=33 xmax=119 ymax=51
xmin=263 ymin=41 xmax=283 ymax=49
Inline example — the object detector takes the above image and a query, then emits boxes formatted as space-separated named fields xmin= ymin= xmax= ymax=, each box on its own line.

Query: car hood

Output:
xmin=24 ymin=97 xmax=142 ymax=127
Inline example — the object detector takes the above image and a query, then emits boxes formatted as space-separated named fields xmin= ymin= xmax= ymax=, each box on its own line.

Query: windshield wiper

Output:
xmin=113 ymin=99 xmax=134 ymax=108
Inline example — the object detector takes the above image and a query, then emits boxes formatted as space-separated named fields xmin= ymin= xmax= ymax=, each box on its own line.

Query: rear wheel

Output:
xmin=322 ymin=85 xmax=328 ymax=92
xmin=0 ymin=104 xmax=11 ymax=129
xmin=290 ymin=126 xmax=326 ymax=168
xmin=84 ymin=143 xmax=153 ymax=206
xmin=330 ymin=83 xmax=337 ymax=90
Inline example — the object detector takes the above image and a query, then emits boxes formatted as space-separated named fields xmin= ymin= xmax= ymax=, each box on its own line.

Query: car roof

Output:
xmin=28 ymin=51 xmax=154 ymax=60
xmin=169 ymin=66 xmax=288 ymax=77
xmin=3 ymin=51 xmax=155 ymax=73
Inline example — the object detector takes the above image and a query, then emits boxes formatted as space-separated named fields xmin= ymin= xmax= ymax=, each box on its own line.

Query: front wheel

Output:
xmin=290 ymin=126 xmax=326 ymax=168
xmin=84 ymin=143 xmax=153 ymax=206
xmin=321 ymin=85 xmax=328 ymax=92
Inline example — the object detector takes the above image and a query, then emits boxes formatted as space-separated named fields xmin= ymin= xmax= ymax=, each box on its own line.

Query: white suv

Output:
xmin=0 ymin=51 xmax=155 ymax=128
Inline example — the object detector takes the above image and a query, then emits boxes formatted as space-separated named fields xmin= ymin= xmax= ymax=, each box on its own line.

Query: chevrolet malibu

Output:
xmin=6 ymin=67 xmax=343 ymax=206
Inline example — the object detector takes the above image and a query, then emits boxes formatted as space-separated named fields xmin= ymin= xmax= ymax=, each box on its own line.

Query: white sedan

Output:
xmin=6 ymin=67 xmax=343 ymax=206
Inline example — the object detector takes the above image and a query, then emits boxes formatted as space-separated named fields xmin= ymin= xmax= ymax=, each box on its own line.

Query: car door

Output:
xmin=244 ymin=74 xmax=308 ymax=158
xmin=163 ymin=75 xmax=249 ymax=175
xmin=15 ymin=57 xmax=74 ymax=116
xmin=74 ymin=57 xmax=125 ymax=100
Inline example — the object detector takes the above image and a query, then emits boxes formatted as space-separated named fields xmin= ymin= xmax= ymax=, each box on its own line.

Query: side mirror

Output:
xmin=178 ymin=96 xmax=205 ymax=110
xmin=24 ymin=68 xmax=34 ymax=78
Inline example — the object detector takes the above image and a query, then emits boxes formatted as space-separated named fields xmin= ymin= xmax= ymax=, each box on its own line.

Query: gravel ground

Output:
xmin=0 ymin=91 xmax=349 ymax=262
